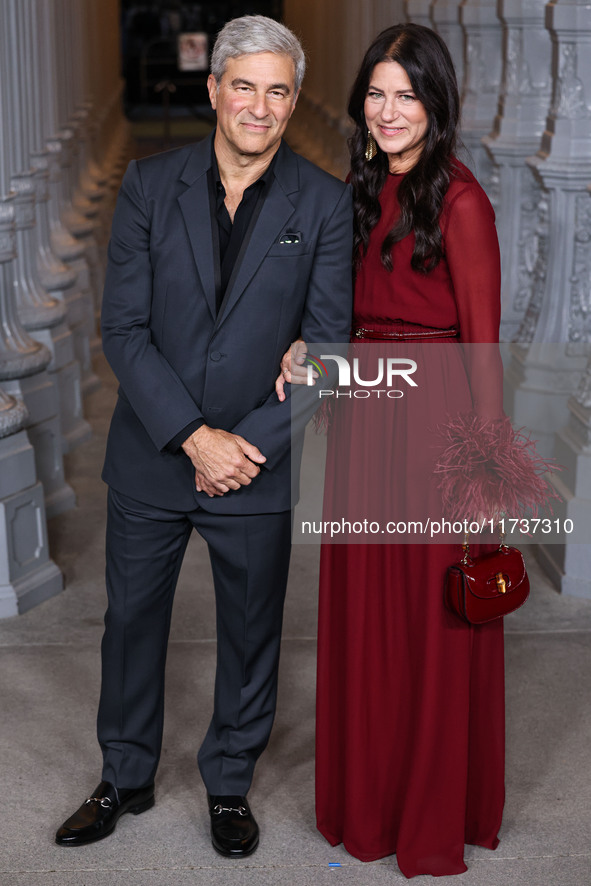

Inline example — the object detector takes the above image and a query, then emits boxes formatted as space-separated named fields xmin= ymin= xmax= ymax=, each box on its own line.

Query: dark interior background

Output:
xmin=121 ymin=1 xmax=284 ymax=116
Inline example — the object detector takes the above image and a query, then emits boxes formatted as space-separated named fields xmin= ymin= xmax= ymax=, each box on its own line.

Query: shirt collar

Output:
xmin=211 ymin=137 xmax=278 ymax=194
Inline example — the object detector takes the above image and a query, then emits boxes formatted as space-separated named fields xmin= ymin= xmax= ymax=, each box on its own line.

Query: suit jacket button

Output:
xmin=210 ymin=351 xmax=222 ymax=362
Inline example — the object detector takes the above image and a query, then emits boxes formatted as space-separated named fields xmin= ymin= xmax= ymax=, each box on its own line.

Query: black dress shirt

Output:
xmin=167 ymin=145 xmax=277 ymax=452
xmin=211 ymin=150 xmax=275 ymax=313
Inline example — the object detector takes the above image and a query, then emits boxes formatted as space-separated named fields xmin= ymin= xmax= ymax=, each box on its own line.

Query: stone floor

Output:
xmin=1 ymin=353 xmax=590 ymax=886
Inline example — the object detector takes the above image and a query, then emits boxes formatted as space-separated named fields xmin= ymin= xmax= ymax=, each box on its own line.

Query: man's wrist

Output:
xmin=169 ymin=419 xmax=206 ymax=453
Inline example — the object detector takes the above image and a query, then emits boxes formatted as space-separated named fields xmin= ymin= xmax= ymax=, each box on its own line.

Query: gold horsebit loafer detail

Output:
xmin=208 ymin=794 xmax=259 ymax=857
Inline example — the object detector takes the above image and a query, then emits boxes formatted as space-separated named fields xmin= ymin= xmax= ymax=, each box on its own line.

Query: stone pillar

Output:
xmin=0 ymin=5 xmax=63 ymax=617
xmin=459 ymin=0 xmax=503 ymax=198
xmin=531 ymin=0 xmax=591 ymax=595
xmin=72 ymin=104 xmax=108 ymax=349
xmin=48 ymin=132 xmax=99 ymax=397
xmin=60 ymin=0 xmax=106 ymax=353
xmin=431 ymin=1 xmax=466 ymax=102
xmin=284 ymin=0 xmax=351 ymax=175
xmin=0 ymin=152 xmax=32 ymax=463
xmin=87 ymin=0 xmax=131 ymax=216
xmin=19 ymin=0 xmax=91 ymax=454
xmin=494 ymin=0 xmax=591 ymax=597
xmin=0 ymin=0 xmax=125 ymax=616
xmin=0 ymin=0 xmax=75 ymax=517
xmin=0 ymin=382 xmax=63 ymax=618
xmin=40 ymin=0 xmax=100 ymax=397
xmin=504 ymin=0 xmax=591 ymax=457
xmin=3 ymin=0 xmax=65 ymax=337
xmin=483 ymin=0 xmax=553 ymax=342
xmin=536 ymin=353 xmax=591 ymax=599
xmin=58 ymin=0 xmax=106 ymax=335
xmin=72 ymin=2 xmax=109 ymax=210
xmin=0 ymin=388 xmax=27 ymax=439
xmin=404 ymin=0 xmax=432 ymax=25
xmin=0 ymin=255 xmax=76 ymax=520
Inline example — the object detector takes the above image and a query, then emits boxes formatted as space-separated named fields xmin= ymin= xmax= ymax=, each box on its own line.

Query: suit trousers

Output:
xmin=98 ymin=487 xmax=292 ymax=795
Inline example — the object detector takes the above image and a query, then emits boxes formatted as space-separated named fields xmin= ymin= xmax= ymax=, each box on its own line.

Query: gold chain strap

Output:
xmin=461 ymin=526 xmax=508 ymax=566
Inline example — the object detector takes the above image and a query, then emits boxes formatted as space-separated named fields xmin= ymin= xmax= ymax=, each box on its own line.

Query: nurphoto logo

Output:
xmin=307 ymin=354 xmax=418 ymax=400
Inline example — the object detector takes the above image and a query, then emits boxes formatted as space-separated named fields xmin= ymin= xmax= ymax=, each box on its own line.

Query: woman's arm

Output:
xmin=444 ymin=182 xmax=504 ymax=419
xmin=437 ymin=182 xmax=555 ymax=519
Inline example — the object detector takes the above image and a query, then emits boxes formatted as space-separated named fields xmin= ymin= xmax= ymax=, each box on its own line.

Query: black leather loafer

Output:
xmin=55 ymin=780 xmax=155 ymax=846
xmin=208 ymin=794 xmax=259 ymax=857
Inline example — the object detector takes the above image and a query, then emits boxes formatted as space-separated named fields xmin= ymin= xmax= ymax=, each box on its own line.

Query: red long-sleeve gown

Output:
xmin=315 ymin=162 xmax=505 ymax=879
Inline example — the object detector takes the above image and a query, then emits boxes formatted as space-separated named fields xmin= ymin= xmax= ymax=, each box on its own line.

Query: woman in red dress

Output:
xmin=279 ymin=24 xmax=505 ymax=878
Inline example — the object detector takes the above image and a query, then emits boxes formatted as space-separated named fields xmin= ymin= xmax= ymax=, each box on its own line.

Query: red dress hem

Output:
xmin=317 ymin=823 xmax=500 ymax=878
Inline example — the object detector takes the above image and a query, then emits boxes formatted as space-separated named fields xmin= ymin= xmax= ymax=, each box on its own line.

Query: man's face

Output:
xmin=208 ymin=52 xmax=298 ymax=161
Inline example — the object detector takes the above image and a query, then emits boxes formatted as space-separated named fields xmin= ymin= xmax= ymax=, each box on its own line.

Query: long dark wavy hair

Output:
xmin=348 ymin=23 xmax=460 ymax=273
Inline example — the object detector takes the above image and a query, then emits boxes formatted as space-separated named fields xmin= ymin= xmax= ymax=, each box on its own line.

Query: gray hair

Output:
xmin=210 ymin=15 xmax=306 ymax=97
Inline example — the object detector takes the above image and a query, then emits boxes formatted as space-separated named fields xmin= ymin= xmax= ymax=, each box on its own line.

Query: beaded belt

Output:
xmin=353 ymin=323 xmax=459 ymax=341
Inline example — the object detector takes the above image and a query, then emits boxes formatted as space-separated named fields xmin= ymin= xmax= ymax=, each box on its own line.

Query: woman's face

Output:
xmin=364 ymin=60 xmax=429 ymax=173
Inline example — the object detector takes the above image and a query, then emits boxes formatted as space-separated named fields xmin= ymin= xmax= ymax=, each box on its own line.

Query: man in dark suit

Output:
xmin=55 ymin=15 xmax=352 ymax=857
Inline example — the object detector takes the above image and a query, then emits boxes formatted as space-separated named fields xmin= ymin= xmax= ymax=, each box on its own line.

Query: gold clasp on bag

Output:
xmin=495 ymin=572 xmax=507 ymax=594
xmin=497 ymin=529 xmax=508 ymax=592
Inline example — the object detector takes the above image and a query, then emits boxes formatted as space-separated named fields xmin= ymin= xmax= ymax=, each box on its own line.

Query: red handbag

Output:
xmin=445 ymin=535 xmax=530 ymax=624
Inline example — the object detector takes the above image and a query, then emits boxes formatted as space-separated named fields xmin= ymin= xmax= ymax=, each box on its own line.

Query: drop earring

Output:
xmin=365 ymin=130 xmax=377 ymax=161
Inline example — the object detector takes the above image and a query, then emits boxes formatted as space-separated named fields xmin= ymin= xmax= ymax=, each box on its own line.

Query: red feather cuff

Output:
xmin=434 ymin=412 xmax=559 ymax=522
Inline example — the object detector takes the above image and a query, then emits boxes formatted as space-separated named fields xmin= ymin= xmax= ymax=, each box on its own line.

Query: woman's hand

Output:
xmin=275 ymin=339 xmax=314 ymax=402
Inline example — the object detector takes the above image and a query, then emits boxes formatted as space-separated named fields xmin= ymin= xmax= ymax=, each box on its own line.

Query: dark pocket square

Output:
xmin=278 ymin=231 xmax=302 ymax=245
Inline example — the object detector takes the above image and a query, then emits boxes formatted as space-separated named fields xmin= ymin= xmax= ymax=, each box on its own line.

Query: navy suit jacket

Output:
xmin=101 ymin=133 xmax=353 ymax=513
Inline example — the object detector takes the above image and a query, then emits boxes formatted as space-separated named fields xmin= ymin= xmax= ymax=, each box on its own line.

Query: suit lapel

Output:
xmin=177 ymin=135 xmax=217 ymax=320
xmin=215 ymin=140 xmax=300 ymax=330
xmin=177 ymin=136 xmax=301 ymax=328
xmin=214 ymin=185 xmax=295 ymax=329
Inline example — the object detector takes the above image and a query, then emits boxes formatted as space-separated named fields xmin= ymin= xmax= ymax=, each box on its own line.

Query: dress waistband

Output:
xmin=353 ymin=320 xmax=459 ymax=342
